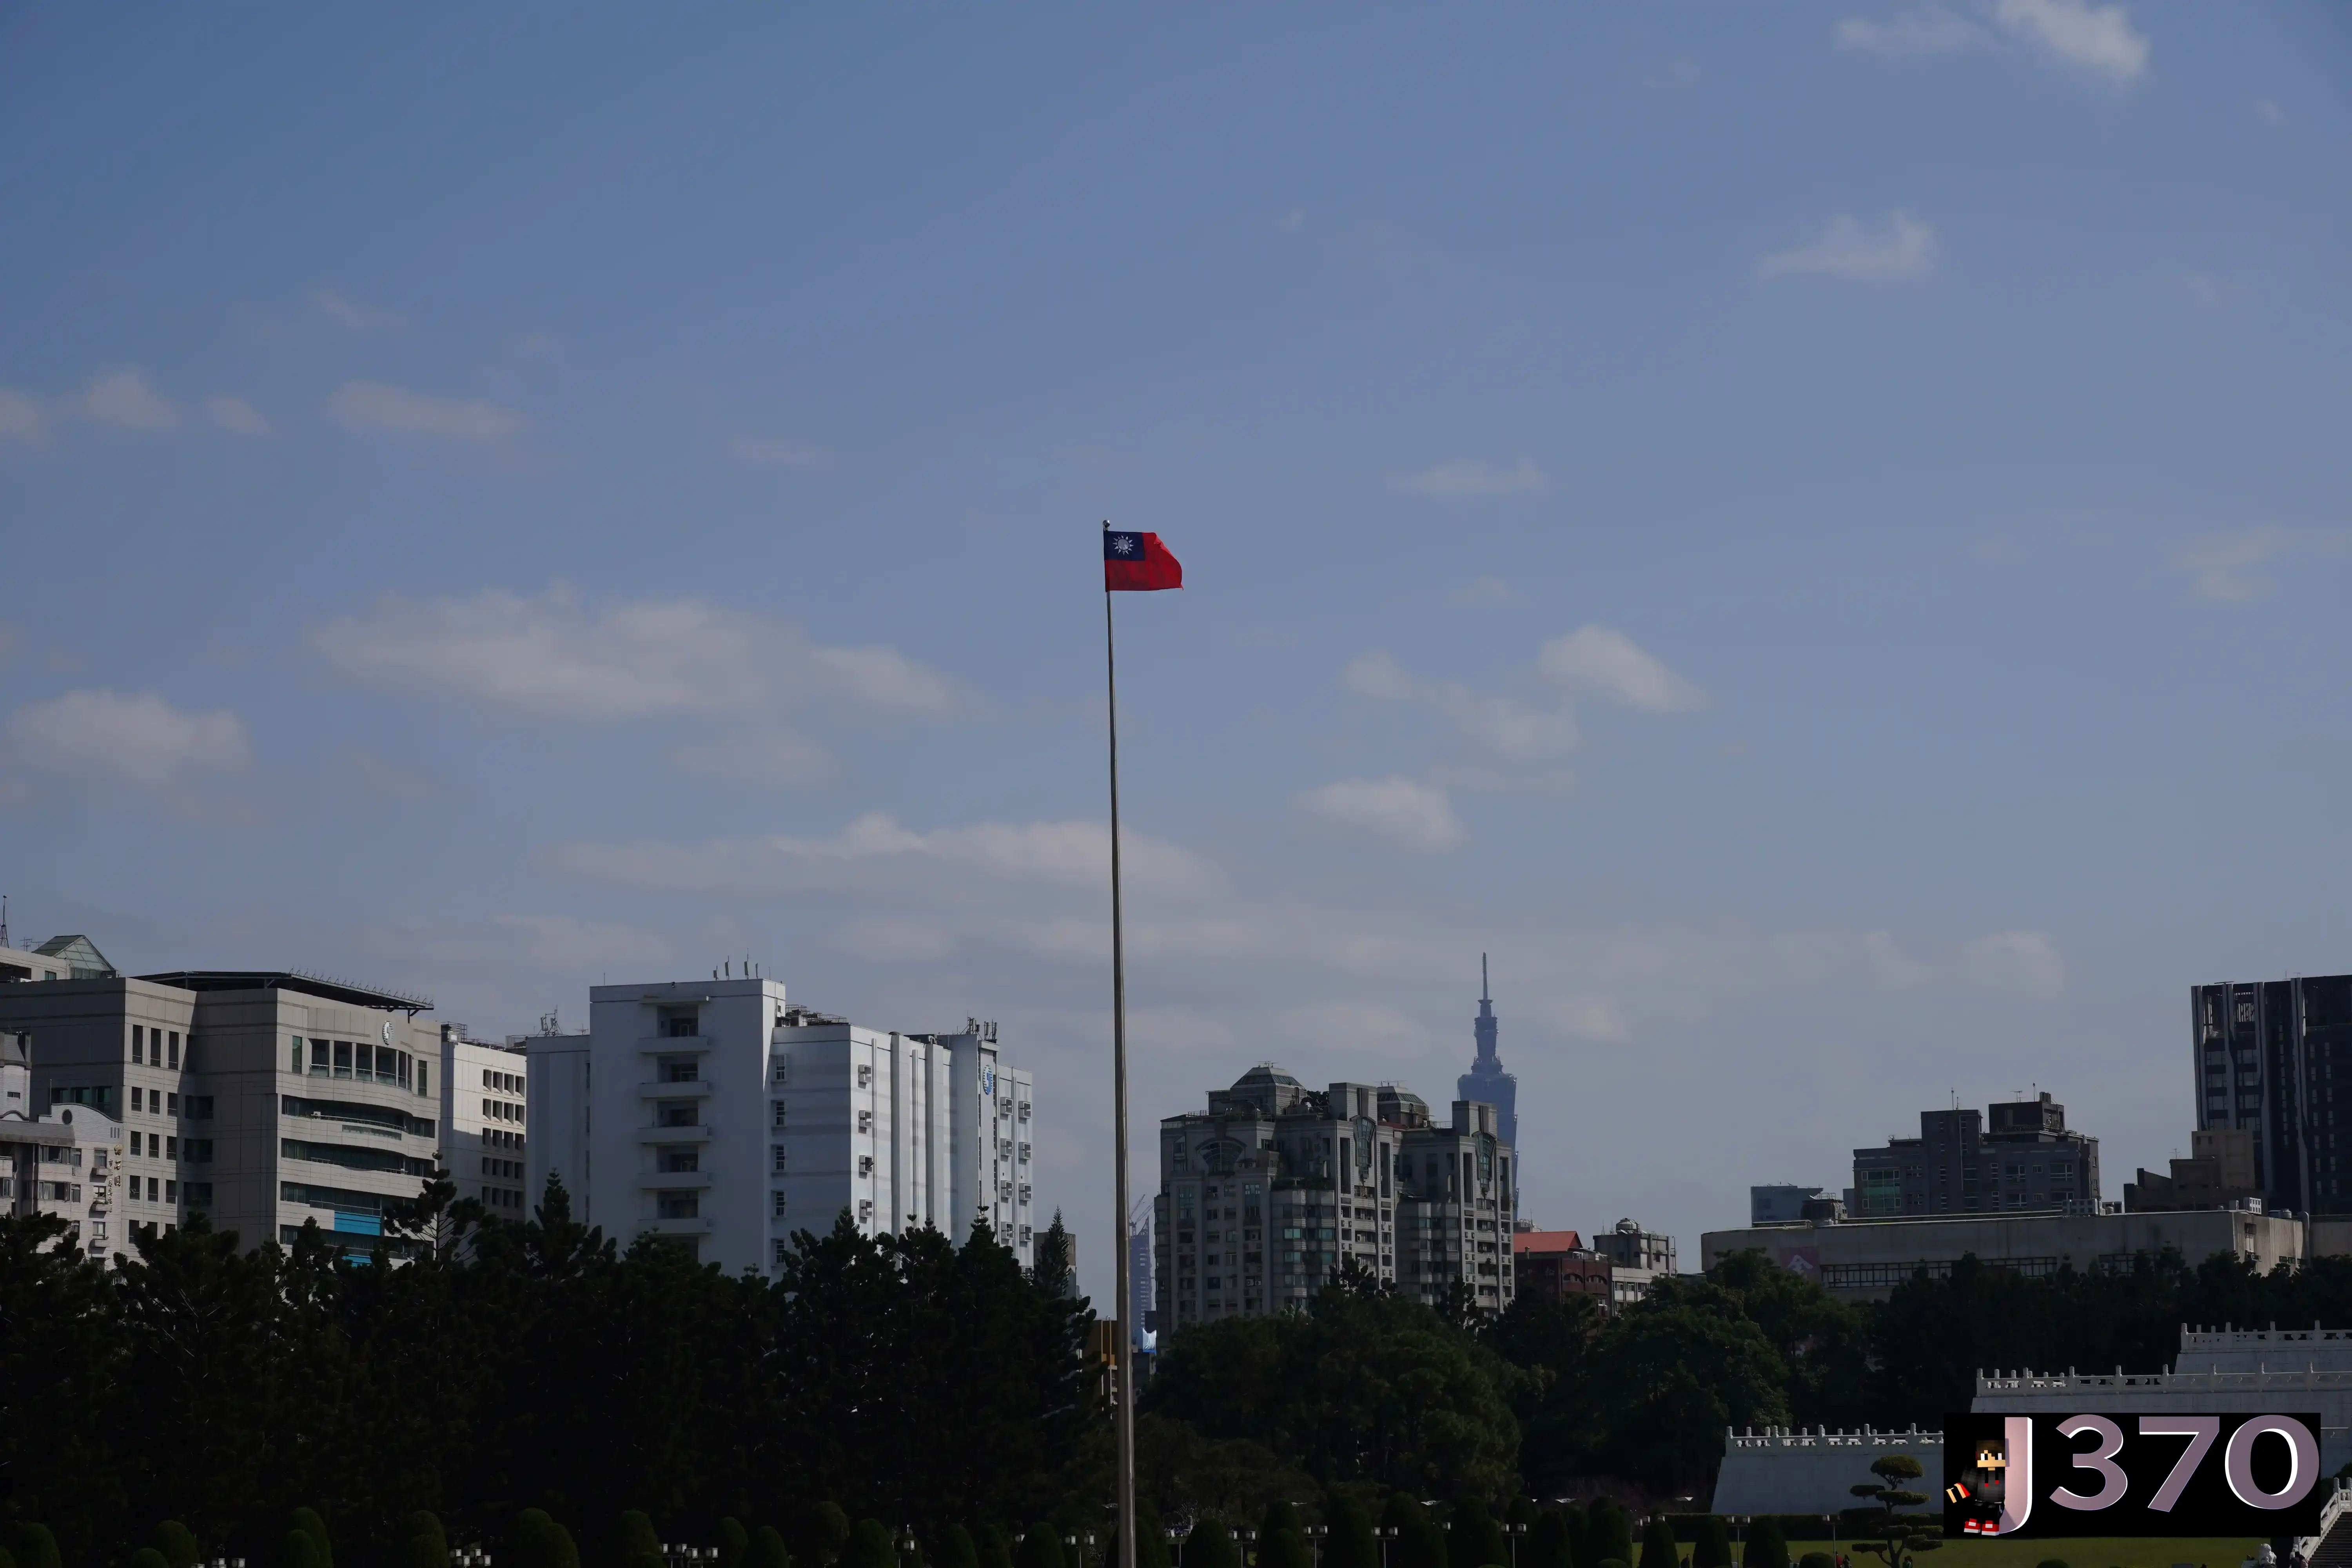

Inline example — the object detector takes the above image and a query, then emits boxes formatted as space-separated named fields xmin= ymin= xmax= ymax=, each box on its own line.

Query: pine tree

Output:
xmin=1016 ymin=1527 xmax=1067 ymax=1568
xmin=1589 ymin=1503 xmax=1632 ymax=1568
xmin=153 ymin=1523 xmax=203 ymax=1568
xmin=130 ymin=1550 xmax=169 ymax=1568
xmin=1183 ymin=1523 xmax=1237 ymax=1568
xmin=1526 ymin=1513 xmax=1570 ymax=1568
xmin=279 ymin=1530 xmax=325 ymax=1568
xmin=2 ymin=1525 xmax=58 ymax=1568
xmin=718 ymin=1522 xmax=751 ymax=1568
xmin=1744 ymin=1521 xmax=1788 ymax=1568
xmin=291 ymin=1510 xmax=334 ymax=1568
xmin=1321 ymin=1494 xmax=1377 ymax=1568
xmin=935 ymin=1528 xmax=980 ymax=1568
xmin=1690 ymin=1520 xmax=1730 ymax=1568
xmin=750 ymin=1528 xmax=792 ymax=1568
xmin=1450 ymin=1499 xmax=1507 ymax=1568
xmin=1849 ymin=1455 xmax=1939 ymax=1568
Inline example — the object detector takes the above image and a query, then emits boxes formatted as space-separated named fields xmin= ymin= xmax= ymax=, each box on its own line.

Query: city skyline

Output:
xmin=3 ymin=7 xmax=2347 ymax=1303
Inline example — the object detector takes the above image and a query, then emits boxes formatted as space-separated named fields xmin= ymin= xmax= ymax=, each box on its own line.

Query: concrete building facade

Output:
xmin=1849 ymin=1093 xmax=2101 ymax=1218
xmin=1702 ymin=1203 xmax=2305 ymax=1301
xmin=441 ymin=1026 xmax=532 ymax=1218
xmin=1592 ymin=1217 xmax=1677 ymax=1306
xmin=0 ymin=1029 xmax=124 ymax=1257
xmin=525 ymin=977 xmax=1033 ymax=1276
xmin=0 ymin=968 xmax=443 ymax=1257
xmin=1512 ymin=1227 xmax=1612 ymax=1307
xmin=1153 ymin=1065 xmax=1516 ymax=1330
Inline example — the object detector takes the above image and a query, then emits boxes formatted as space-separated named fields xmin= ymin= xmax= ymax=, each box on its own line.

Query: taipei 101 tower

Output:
xmin=1457 ymin=954 xmax=1518 ymax=1158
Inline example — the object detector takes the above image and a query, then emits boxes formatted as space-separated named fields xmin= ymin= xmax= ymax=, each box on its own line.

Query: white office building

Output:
xmin=441 ymin=1025 xmax=532 ymax=1218
xmin=0 ymin=1028 xmax=124 ymax=1256
xmin=526 ymin=976 xmax=1035 ymax=1275
xmin=0 ymin=960 xmax=443 ymax=1257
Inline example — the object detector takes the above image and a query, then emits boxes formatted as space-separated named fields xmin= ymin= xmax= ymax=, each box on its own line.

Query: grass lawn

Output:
xmin=1885 ymin=1539 xmax=2262 ymax=1568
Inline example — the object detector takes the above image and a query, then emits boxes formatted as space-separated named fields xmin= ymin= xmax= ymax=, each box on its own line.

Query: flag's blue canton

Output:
xmin=1105 ymin=532 xmax=1141 ymax=559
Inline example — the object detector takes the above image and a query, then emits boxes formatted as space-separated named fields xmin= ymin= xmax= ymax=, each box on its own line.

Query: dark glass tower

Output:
xmin=1458 ymin=954 xmax=1517 ymax=1156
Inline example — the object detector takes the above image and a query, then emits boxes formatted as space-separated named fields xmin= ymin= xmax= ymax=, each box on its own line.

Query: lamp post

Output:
xmin=1167 ymin=1528 xmax=1189 ymax=1568
xmin=1507 ymin=1524 xmax=1526 ymax=1568
xmin=1378 ymin=1527 xmax=1397 ymax=1568
xmin=1309 ymin=1526 xmax=1328 ymax=1568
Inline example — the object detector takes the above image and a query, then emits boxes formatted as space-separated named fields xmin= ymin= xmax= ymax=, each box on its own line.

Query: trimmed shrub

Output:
xmin=292 ymin=1509 xmax=334 ymax=1568
xmin=934 ymin=1529 xmax=978 ymax=1568
xmin=1590 ymin=1504 xmax=1632 ymax=1568
xmin=1526 ymin=1512 xmax=1570 ymax=1568
xmin=1690 ymin=1520 xmax=1730 ymax=1568
xmin=1742 ymin=1520 xmax=1787 ymax=1568
xmin=1797 ymin=1555 xmax=1835 ymax=1568
xmin=1637 ymin=1520 xmax=1679 ymax=1568
xmin=1322 ymin=1495 xmax=1377 ymax=1568
xmin=131 ymin=1550 xmax=170 ymax=1568
xmin=280 ymin=1530 xmax=326 ymax=1568
xmin=1183 ymin=1523 xmax=1237 ymax=1568
xmin=980 ymin=1528 xmax=1015 ymax=1568
xmin=718 ymin=1522 xmax=750 ymax=1568
xmin=153 ymin=1523 xmax=203 ymax=1568
xmin=2 ymin=1525 xmax=57 ymax=1568
xmin=1016 ymin=1528 xmax=1065 ymax=1568
xmin=1259 ymin=1504 xmax=1311 ymax=1568
xmin=844 ymin=1521 xmax=895 ymax=1568
xmin=1450 ymin=1501 xmax=1507 ymax=1568
xmin=750 ymin=1528 xmax=792 ymax=1568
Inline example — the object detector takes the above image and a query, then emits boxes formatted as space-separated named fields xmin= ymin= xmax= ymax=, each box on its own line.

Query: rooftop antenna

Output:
xmin=0 ymin=893 xmax=9 ymax=949
xmin=1482 ymin=952 xmax=1490 ymax=1002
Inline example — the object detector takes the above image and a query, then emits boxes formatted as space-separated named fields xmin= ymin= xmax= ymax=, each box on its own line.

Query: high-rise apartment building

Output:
xmin=1 ymin=1028 xmax=123 ymax=1255
xmin=526 ymin=976 xmax=1033 ymax=1276
xmin=2191 ymin=976 xmax=2352 ymax=1214
xmin=1848 ymin=1094 xmax=2101 ymax=1218
xmin=0 ymin=966 xmax=443 ymax=1256
xmin=441 ymin=1025 xmax=532 ymax=1218
xmin=1153 ymin=1064 xmax=1516 ymax=1330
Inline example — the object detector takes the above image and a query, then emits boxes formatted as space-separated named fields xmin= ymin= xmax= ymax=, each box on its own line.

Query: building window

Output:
xmin=658 ymin=1147 xmax=699 ymax=1173
xmin=333 ymin=1040 xmax=352 ymax=1078
xmin=657 ymin=1192 xmax=699 ymax=1219
xmin=772 ymin=1100 xmax=788 ymax=1129
xmin=773 ymin=1191 xmax=789 ymax=1218
xmin=772 ymin=1146 xmax=788 ymax=1173
xmin=165 ymin=1181 xmax=178 ymax=1202
xmin=132 ymin=1026 xmax=145 ymax=1064
xmin=774 ymin=1238 xmax=791 ymax=1266
xmin=169 ymin=1032 xmax=180 ymax=1069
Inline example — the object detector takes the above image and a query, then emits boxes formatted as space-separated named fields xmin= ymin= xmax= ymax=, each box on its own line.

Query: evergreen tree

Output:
xmin=1031 ymin=1214 xmax=1076 ymax=1299
xmin=1379 ymin=1496 xmax=1443 ymax=1568
xmin=1526 ymin=1513 xmax=1570 ymax=1568
xmin=980 ymin=1528 xmax=1016 ymax=1568
xmin=617 ymin=1510 xmax=666 ymax=1568
xmin=1849 ymin=1454 xmax=1939 ymax=1568
xmin=750 ymin=1528 xmax=792 ymax=1568
xmin=1636 ymin=1519 xmax=1679 ymax=1568
xmin=1320 ymin=1494 xmax=1377 ymax=1568
xmin=1 ymin=1525 xmax=58 ymax=1568
xmin=1588 ymin=1503 xmax=1632 ymax=1568
xmin=794 ymin=1508 xmax=853 ymax=1568
xmin=1690 ymin=1521 xmax=1730 ymax=1568
xmin=935 ymin=1528 xmax=980 ymax=1568
xmin=1183 ymin=1523 xmax=1237 ymax=1568
xmin=291 ymin=1510 xmax=334 ymax=1568
xmin=845 ymin=1521 xmax=897 ymax=1568
xmin=514 ymin=1512 xmax=584 ymax=1568
xmin=1017 ymin=1527 xmax=1067 ymax=1568
xmin=153 ymin=1522 xmax=203 ymax=1568
xmin=1562 ymin=1507 xmax=1591 ymax=1568
xmin=279 ymin=1530 xmax=325 ymax=1568
xmin=1259 ymin=1503 xmax=1311 ymax=1568
xmin=1449 ymin=1499 xmax=1507 ymax=1568
xmin=1743 ymin=1521 xmax=1787 ymax=1568
xmin=0 ymin=1542 xmax=17 ymax=1568
xmin=131 ymin=1550 xmax=169 ymax=1568
xmin=719 ymin=1523 xmax=751 ymax=1568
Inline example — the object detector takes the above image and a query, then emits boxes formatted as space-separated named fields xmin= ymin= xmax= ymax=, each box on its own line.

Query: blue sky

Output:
xmin=3 ymin=3 xmax=2348 ymax=1295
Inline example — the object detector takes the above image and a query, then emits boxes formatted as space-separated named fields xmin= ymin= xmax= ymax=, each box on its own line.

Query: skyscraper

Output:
xmin=1458 ymin=955 xmax=1517 ymax=1156
xmin=2192 ymin=975 xmax=2352 ymax=1215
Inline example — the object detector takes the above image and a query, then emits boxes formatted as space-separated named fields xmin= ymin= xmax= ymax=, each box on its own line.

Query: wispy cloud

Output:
xmin=1347 ymin=651 xmax=1578 ymax=760
xmin=5 ymin=689 xmax=254 ymax=817
xmin=328 ymin=381 xmax=529 ymax=446
xmin=314 ymin=289 xmax=409 ymax=334
xmin=1834 ymin=5 xmax=1984 ymax=56
xmin=1296 ymin=776 xmax=1466 ymax=851
xmin=727 ymin=435 xmax=831 ymax=470
xmin=312 ymin=585 xmax=957 ymax=781
xmin=0 ymin=389 xmax=51 ymax=446
xmin=0 ymin=370 xmax=269 ymax=445
xmin=1445 ymin=577 xmax=1517 ymax=609
xmin=1388 ymin=457 xmax=1548 ymax=499
xmin=201 ymin=394 xmax=272 ymax=436
xmin=1992 ymin=0 xmax=2149 ymax=82
xmin=1760 ymin=212 xmax=1940 ymax=285
xmin=2174 ymin=528 xmax=2292 ymax=602
xmin=2170 ymin=272 xmax=2249 ymax=312
xmin=1538 ymin=626 xmax=1708 ymax=712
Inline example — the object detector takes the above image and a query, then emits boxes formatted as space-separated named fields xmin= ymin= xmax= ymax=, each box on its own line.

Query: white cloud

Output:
xmin=1834 ymin=6 xmax=1983 ymax=55
xmin=1760 ymin=212 xmax=1940 ymax=285
xmin=201 ymin=394 xmax=271 ymax=436
xmin=6 ymin=689 xmax=253 ymax=811
xmin=1993 ymin=0 xmax=2149 ymax=82
xmin=1538 ymin=626 xmax=1707 ymax=712
xmin=314 ymin=289 xmax=408 ymax=334
xmin=2173 ymin=528 xmax=2290 ymax=603
xmin=0 ymin=389 xmax=49 ymax=446
xmin=546 ymin=811 xmax=1216 ymax=902
xmin=2171 ymin=272 xmax=2249 ymax=312
xmin=728 ymin=435 xmax=831 ymax=469
xmin=313 ymin=584 xmax=956 ymax=726
xmin=1963 ymin=930 xmax=2068 ymax=999
xmin=1445 ymin=577 xmax=1517 ymax=609
xmin=1297 ymin=776 xmax=1466 ymax=851
xmin=78 ymin=369 xmax=184 ymax=433
xmin=328 ymin=380 xmax=529 ymax=445
xmin=1346 ymin=651 xmax=1578 ymax=760
xmin=1388 ymin=457 xmax=1548 ymax=498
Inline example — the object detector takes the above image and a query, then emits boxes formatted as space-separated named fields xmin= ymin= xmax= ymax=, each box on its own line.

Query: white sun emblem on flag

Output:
xmin=1111 ymin=535 xmax=1136 ymax=555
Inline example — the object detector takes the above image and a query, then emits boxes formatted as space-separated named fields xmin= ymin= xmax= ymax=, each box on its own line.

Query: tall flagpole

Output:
xmin=1103 ymin=521 xmax=1138 ymax=1568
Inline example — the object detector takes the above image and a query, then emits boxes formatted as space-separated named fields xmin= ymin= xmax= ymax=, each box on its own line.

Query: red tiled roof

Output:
xmin=1512 ymin=1229 xmax=1584 ymax=1254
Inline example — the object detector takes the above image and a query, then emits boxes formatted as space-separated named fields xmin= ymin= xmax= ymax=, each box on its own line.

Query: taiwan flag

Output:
xmin=1104 ymin=529 xmax=1183 ymax=592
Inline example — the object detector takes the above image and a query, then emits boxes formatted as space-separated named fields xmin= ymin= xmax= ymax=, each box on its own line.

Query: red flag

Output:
xmin=1103 ymin=529 xmax=1182 ymax=592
